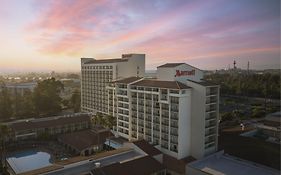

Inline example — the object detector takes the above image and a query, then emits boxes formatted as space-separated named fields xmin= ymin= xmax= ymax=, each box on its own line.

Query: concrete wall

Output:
xmin=153 ymin=154 xmax=163 ymax=163
xmin=117 ymin=54 xmax=145 ymax=79
xmin=186 ymin=166 xmax=209 ymax=175
xmin=186 ymin=81 xmax=206 ymax=159
xmin=178 ymin=89 xmax=192 ymax=159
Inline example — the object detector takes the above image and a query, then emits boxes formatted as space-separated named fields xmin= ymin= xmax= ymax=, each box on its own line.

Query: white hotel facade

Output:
xmin=81 ymin=54 xmax=219 ymax=160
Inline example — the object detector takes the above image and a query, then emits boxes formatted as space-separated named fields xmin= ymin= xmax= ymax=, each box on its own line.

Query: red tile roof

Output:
xmin=163 ymin=154 xmax=196 ymax=174
xmin=132 ymin=79 xmax=190 ymax=89
xmin=58 ymin=129 xmax=113 ymax=151
xmin=113 ymin=77 xmax=142 ymax=84
xmin=133 ymin=140 xmax=161 ymax=156
xmin=157 ymin=63 xmax=185 ymax=68
xmin=11 ymin=115 xmax=91 ymax=132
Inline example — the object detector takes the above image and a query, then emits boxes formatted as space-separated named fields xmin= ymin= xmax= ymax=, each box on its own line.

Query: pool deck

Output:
xmin=18 ymin=165 xmax=63 ymax=175
xmin=7 ymin=150 xmax=53 ymax=174
xmin=18 ymin=148 xmax=138 ymax=175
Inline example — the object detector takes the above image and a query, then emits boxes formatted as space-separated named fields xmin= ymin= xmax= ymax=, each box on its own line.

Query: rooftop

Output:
xmin=132 ymin=79 xmax=190 ymax=89
xmin=163 ymin=154 xmax=196 ymax=174
xmin=133 ymin=140 xmax=162 ymax=156
xmin=113 ymin=77 xmax=142 ymax=84
xmin=92 ymin=156 xmax=165 ymax=175
xmin=187 ymin=79 xmax=219 ymax=87
xmin=58 ymin=129 xmax=113 ymax=151
xmin=11 ymin=114 xmax=90 ymax=132
xmin=6 ymin=82 xmax=37 ymax=88
xmin=84 ymin=58 xmax=128 ymax=64
xmin=188 ymin=151 xmax=280 ymax=175
xmin=157 ymin=62 xmax=203 ymax=71
xmin=157 ymin=63 xmax=185 ymax=68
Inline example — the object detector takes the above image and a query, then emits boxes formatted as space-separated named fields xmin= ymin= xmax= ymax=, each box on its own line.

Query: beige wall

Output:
xmin=178 ymin=90 xmax=192 ymax=159
xmin=187 ymin=81 xmax=206 ymax=159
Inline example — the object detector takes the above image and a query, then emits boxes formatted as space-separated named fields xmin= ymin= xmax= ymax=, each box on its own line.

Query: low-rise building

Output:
xmin=186 ymin=151 xmax=280 ymax=175
xmin=58 ymin=128 xmax=113 ymax=156
xmin=9 ymin=113 xmax=91 ymax=141
xmin=5 ymin=82 xmax=37 ymax=96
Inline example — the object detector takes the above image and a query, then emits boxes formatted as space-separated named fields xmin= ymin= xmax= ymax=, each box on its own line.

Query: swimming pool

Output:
xmin=7 ymin=150 xmax=53 ymax=174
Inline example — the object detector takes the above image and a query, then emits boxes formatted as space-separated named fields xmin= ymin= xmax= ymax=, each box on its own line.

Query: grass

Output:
xmin=219 ymin=129 xmax=280 ymax=170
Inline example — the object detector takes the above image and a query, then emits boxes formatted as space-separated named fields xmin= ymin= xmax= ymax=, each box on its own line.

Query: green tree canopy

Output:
xmin=70 ymin=89 xmax=81 ymax=113
xmin=205 ymin=73 xmax=280 ymax=99
xmin=33 ymin=78 xmax=64 ymax=116
xmin=0 ymin=82 xmax=13 ymax=120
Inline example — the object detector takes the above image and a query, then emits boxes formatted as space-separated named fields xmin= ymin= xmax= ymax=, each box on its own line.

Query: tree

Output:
xmin=221 ymin=112 xmax=234 ymax=122
xmin=251 ymin=107 xmax=266 ymax=118
xmin=33 ymin=78 xmax=64 ymax=116
xmin=13 ymin=90 xmax=35 ymax=118
xmin=0 ymin=82 xmax=13 ymax=120
xmin=105 ymin=115 xmax=116 ymax=129
xmin=205 ymin=73 xmax=280 ymax=99
xmin=0 ymin=124 xmax=9 ymax=169
xmin=70 ymin=89 xmax=81 ymax=112
xmin=93 ymin=112 xmax=106 ymax=125
xmin=93 ymin=112 xmax=116 ymax=129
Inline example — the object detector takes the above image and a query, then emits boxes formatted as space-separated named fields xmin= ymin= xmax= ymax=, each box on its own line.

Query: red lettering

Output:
xmin=174 ymin=69 xmax=195 ymax=77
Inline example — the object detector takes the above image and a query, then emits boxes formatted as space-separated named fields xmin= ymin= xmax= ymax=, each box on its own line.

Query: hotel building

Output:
xmin=81 ymin=54 xmax=145 ymax=114
xmin=81 ymin=54 xmax=219 ymax=160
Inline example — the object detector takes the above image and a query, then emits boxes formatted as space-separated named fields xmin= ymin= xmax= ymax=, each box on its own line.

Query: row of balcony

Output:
xmin=206 ymin=87 xmax=218 ymax=96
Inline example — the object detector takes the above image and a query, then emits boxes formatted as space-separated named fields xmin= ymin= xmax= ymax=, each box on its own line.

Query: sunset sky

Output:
xmin=0 ymin=0 xmax=280 ymax=73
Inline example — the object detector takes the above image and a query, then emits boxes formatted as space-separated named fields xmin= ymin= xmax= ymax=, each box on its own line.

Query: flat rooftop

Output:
xmin=188 ymin=151 xmax=280 ymax=175
xmin=92 ymin=156 xmax=165 ymax=175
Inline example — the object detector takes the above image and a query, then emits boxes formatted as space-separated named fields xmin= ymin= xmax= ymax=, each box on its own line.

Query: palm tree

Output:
xmin=105 ymin=115 xmax=116 ymax=129
xmin=104 ymin=115 xmax=116 ymax=150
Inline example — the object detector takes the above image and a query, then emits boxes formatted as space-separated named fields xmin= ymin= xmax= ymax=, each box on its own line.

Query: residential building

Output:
xmin=80 ymin=54 xmax=145 ymax=114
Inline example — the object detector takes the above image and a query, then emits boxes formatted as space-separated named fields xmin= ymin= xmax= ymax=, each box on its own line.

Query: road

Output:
xmin=44 ymin=150 xmax=142 ymax=175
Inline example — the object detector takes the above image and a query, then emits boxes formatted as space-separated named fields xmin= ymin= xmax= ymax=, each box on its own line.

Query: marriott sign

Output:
xmin=175 ymin=69 xmax=195 ymax=77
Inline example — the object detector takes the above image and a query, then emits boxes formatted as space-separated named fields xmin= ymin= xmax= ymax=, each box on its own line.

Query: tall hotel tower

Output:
xmin=81 ymin=54 xmax=219 ymax=160
xmin=81 ymin=54 xmax=145 ymax=114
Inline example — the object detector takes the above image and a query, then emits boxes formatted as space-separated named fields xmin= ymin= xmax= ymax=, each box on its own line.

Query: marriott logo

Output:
xmin=175 ymin=69 xmax=195 ymax=77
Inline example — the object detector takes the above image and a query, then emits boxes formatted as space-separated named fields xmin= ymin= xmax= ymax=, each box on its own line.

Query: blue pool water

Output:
xmin=7 ymin=150 xmax=52 ymax=174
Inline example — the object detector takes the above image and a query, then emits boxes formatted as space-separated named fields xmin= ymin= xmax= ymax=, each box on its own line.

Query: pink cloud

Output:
xmin=24 ymin=0 xmax=205 ymax=55
xmin=25 ymin=0 xmax=111 ymax=54
xmin=23 ymin=0 xmax=280 ymax=72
